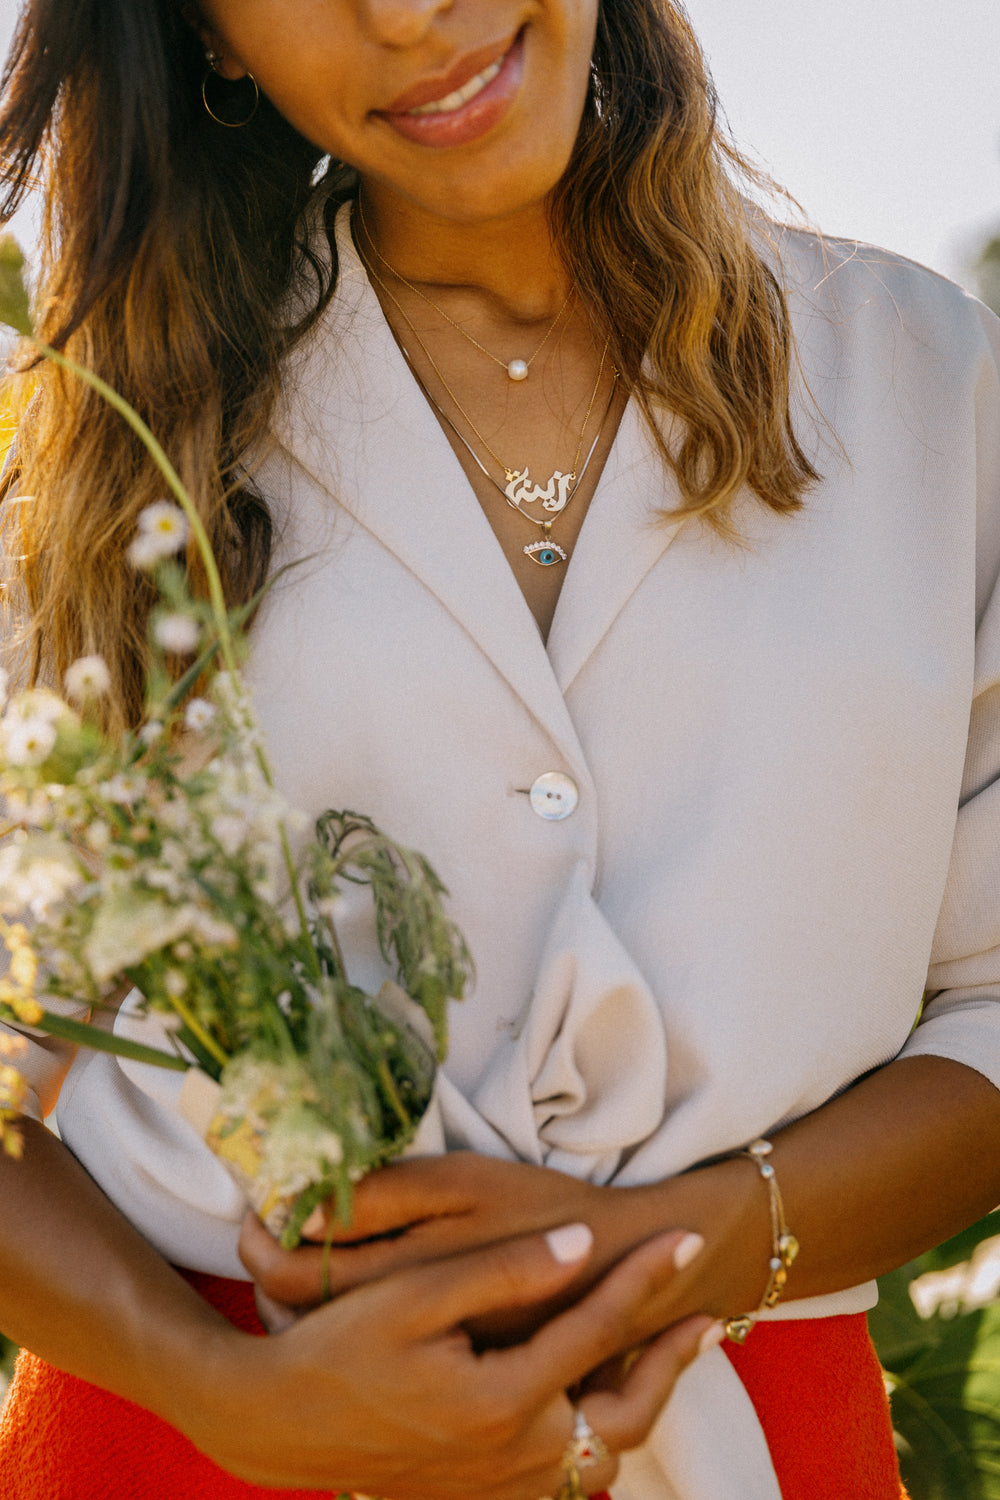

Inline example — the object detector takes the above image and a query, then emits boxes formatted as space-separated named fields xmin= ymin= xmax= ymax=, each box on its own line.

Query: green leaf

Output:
xmin=0 ymin=235 xmax=32 ymax=337
xmin=874 ymin=1214 xmax=1000 ymax=1499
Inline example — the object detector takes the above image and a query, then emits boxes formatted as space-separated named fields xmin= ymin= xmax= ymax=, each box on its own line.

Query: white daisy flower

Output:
xmin=128 ymin=502 xmax=189 ymax=567
xmin=139 ymin=721 xmax=164 ymax=746
xmin=184 ymin=698 xmax=216 ymax=733
xmin=63 ymin=655 xmax=112 ymax=705
xmin=4 ymin=716 xmax=57 ymax=766
xmin=153 ymin=614 xmax=201 ymax=655
xmin=7 ymin=688 xmax=70 ymax=727
xmin=127 ymin=534 xmax=167 ymax=571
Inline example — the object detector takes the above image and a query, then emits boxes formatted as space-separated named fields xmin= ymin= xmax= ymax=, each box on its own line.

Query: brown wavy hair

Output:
xmin=0 ymin=0 xmax=817 ymax=731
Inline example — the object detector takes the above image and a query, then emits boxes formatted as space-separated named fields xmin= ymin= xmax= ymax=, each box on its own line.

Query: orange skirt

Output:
xmin=724 ymin=1315 xmax=908 ymax=1499
xmin=0 ymin=1270 xmax=905 ymax=1498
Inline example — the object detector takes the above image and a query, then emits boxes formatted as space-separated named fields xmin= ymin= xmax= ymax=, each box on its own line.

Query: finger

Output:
xmin=239 ymin=1213 xmax=320 ymax=1307
xmin=309 ymin=1154 xmax=476 ymax=1242
xmin=579 ymin=1316 xmax=722 ymax=1455
xmin=512 ymin=1230 xmax=692 ymax=1400
xmin=385 ymin=1222 xmax=595 ymax=1338
xmin=240 ymin=1211 xmax=438 ymax=1308
xmin=535 ymin=1399 xmax=621 ymax=1500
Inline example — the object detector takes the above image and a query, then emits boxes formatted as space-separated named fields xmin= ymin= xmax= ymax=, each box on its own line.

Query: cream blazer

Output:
xmin=7 ymin=206 xmax=1000 ymax=1498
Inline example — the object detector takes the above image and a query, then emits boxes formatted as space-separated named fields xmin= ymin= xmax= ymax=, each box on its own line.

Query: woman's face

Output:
xmin=195 ymin=0 xmax=599 ymax=225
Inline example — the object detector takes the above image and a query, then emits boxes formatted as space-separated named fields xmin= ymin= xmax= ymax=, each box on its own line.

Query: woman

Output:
xmin=1 ymin=1 xmax=999 ymax=1497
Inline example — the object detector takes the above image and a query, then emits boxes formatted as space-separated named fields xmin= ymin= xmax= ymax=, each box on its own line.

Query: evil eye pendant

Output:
xmin=524 ymin=539 xmax=567 ymax=567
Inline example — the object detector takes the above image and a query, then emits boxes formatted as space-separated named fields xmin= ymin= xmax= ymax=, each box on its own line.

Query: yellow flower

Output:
xmin=9 ymin=945 xmax=37 ymax=989
xmin=6 ymin=994 xmax=43 ymax=1026
xmin=0 ymin=1062 xmax=29 ymax=1158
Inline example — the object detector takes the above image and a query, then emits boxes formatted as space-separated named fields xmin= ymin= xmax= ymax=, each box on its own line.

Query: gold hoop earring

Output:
xmin=201 ymin=66 xmax=260 ymax=129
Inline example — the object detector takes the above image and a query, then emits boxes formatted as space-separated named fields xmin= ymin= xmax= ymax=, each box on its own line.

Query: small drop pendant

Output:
xmin=507 ymin=359 xmax=529 ymax=382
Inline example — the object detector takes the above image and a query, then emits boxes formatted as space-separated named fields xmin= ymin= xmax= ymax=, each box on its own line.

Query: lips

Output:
xmin=375 ymin=31 xmax=525 ymax=149
xmin=405 ymin=55 xmax=505 ymax=116
xmin=382 ymin=34 xmax=518 ymax=115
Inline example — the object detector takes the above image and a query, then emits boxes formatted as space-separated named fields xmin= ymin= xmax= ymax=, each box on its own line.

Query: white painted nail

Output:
xmin=697 ymin=1320 xmax=727 ymax=1356
xmin=673 ymin=1232 xmax=705 ymax=1271
xmin=545 ymin=1223 xmax=594 ymax=1264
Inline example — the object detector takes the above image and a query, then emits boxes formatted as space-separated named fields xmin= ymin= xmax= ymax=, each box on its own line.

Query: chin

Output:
xmin=413 ymin=147 xmax=575 ymax=226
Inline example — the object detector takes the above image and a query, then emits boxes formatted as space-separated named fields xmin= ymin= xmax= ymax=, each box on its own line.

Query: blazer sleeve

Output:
xmin=901 ymin=296 xmax=1000 ymax=1091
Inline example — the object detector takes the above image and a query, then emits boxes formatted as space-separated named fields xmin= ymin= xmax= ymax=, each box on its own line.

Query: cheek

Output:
xmin=244 ymin=44 xmax=366 ymax=157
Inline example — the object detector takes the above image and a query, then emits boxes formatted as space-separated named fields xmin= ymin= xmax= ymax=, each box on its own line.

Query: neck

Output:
xmin=357 ymin=181 xmax=571 ymax=323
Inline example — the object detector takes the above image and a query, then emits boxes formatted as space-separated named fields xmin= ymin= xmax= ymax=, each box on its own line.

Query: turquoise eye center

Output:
xmin=524 ymin=539 xmax=567 ymax=567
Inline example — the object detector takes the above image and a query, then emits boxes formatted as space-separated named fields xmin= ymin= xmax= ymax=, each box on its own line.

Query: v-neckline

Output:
xmin=272 ymin=200 xmax=688 ymax=718
xmin=342 ymin=201 xmax=632 ymax=650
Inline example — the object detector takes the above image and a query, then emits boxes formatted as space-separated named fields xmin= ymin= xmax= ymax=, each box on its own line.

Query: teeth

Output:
xmin=407 ymin=56 xmax=504 ymax=116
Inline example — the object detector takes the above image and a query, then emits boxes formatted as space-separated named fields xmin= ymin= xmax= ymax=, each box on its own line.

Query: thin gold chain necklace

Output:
xmin=357 ymin=195 xmax=572 ymax=383
xmin=359 ymin=239 xmax=613 ymax=567
xmin=406 ymin=351 xmax=619 ymax=568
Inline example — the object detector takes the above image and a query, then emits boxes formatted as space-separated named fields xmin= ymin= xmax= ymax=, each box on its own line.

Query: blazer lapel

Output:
xmin=272 ymin=204 xmax=587 ymax=761
xmin=546 ymin=397 xmax=687 ymax=694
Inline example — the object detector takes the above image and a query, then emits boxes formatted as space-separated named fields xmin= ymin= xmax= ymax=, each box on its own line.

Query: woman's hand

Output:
xmin=183 ymin=1223 xmax=721 ymax=1497
xmin=239 ymin=1151 xmax=771 ymax=1345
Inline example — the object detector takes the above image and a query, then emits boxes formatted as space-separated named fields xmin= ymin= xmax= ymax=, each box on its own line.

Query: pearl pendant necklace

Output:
xmin=357 ymin=196 xmax=571 ymax=382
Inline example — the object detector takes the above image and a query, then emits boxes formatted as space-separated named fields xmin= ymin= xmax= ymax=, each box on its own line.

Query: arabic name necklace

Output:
xmin=357 ymin=195 xmax=571 ymax=382
xmin=359 ymin=238 xmax=615 ymax=568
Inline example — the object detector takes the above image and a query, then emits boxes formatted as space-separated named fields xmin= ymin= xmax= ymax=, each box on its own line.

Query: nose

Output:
xmin=361 ymin=0 xmax=454 ymax=49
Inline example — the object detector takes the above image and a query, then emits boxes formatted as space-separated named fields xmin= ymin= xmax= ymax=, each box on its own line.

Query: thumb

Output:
xmin=394 ymin=1222 xmax=595 ymax=1337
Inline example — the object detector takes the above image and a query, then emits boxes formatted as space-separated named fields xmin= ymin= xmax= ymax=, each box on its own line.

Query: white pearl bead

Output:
xmin=507 ymin=358 xmax=529 ymax=381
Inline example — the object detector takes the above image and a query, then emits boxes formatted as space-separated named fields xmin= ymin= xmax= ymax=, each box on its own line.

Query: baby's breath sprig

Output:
xmin=0 ymin=235 xmax=323 ymax=981
xmin=0 ymin=237 xmax=472 ymax=1239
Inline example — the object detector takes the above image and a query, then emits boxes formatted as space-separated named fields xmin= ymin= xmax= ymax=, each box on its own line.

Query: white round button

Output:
xmin=529 ymin=772 xmax=579 ymax=821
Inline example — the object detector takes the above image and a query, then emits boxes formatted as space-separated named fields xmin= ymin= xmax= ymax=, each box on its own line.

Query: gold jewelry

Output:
xmin=407 ymin=352 xmax=618 ymax=567
xmin=723 ymin=1138 xmax=800 ymax=1344
xmin=563 ymin=1407 xmax=610 ymax=1470
xmin=358 ymin=194 xmax=572 ymax=382
xmin=555 ymin=1470 xmax=586 ymax=1500
xmin=202 ymin=60 xmax=260 ymax=129
xmin=358 ymin=227 xmax=613 ymax=568
xmin=556 ymin=1407 xmax=609 ymax=1500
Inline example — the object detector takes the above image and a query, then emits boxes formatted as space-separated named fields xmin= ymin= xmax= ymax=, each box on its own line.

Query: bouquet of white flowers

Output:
xmin=0 ymin=239 xmax=472 ymax=1246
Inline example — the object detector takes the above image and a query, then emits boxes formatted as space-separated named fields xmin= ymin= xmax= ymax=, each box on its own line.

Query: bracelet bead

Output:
xmin=722 ymin=1137 xmax=799 ymax=1344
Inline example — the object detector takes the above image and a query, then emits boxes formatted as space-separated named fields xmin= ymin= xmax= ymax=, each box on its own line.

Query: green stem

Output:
xmin=32 ymin=341 xmax=328 ymax=988
xmin=322 ymin=913 xmax=349 ymax=986
xmin=164 ymin=992 xmax=231 ymax=1071
xmin=279 ymin=824 xmax=323 ymax=983
xmin=376 ymin=1055 xmax=413 ymax=1134
xmin=31 ymin=341 xmax=238 ymax=677
xmin=0 ymin=1003 xmax=190 ymax=1072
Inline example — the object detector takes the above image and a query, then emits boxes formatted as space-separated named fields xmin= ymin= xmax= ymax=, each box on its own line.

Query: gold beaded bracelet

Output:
xmin=723 ymin=1138 xmax=800 ymax=1345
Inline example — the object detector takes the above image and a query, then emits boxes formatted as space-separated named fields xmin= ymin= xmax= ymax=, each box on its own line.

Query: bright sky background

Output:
xmin=689 ymin=0 xmax=1000 ymax=291
xmin=0 ymin=0 xmax=998 ymax=292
